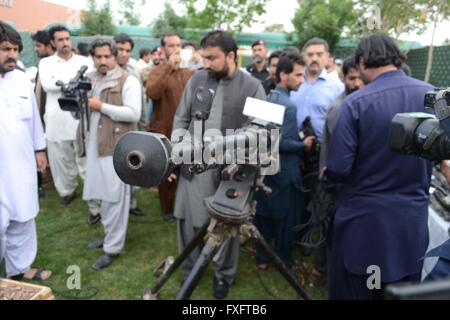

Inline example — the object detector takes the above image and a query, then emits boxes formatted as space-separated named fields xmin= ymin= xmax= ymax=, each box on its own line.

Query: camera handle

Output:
xmin=187 ymin=110 xmax=211 ymax=175
xmin=76 ymin=87 xmax=91 ymax=155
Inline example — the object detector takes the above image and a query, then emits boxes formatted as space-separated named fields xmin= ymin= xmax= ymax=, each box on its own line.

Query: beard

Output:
xmin=253 ymin=55 xmax=264 ymax=64
xmin=0 ymin=59 xmax=17 ymax=74
xmin=288 ymin=83 xmax=300 ymax=92
xmin=98 ymin=65 xmax=109 ymax=75
xmin=346 ymin=86 xmax=360 ymax=95
xmin=207 ymin=64 xmax=229 ymax=80
xmin=60 ymin=46 xmax=72 ymax=55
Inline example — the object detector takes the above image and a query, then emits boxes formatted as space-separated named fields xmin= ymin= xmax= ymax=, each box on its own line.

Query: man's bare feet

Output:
xmin=23 ymin=268 xmax=52 ymax=281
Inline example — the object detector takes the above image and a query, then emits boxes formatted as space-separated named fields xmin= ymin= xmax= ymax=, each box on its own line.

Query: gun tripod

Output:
xmin=143 ymin=165 xmax=312 ymax=300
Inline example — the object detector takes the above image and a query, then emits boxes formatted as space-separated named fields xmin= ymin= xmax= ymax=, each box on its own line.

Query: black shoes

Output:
xmin=300 ymin=245 xmax=312 ymax=257
xmin=162 ymin=212 xmax=176 ymax=223
xmin=87 ymin=213 xmax=101 ymax=225
xmin=60 ymin=191 xmax=76 ymax=207
xmin=129 ymin=207 xmax=145 ymax=217
xmin=213 ymin=277 xmax=229 ymax=299
xmin=92 ymin=253 xmax=118 ymax=270
xmin=38 ymin=186 xmax=46 ymax=199
xmin=88 ymin=240 xmax=104 ymax=249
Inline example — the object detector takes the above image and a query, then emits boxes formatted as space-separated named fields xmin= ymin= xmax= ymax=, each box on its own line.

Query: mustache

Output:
xmin=4 ymin=58 xmax=17 ymax=64
xmin=99 ymin=65 xmax=108 ymax=69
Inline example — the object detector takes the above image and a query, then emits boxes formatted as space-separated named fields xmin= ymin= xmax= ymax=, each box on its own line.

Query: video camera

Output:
xmin=55 ymin=65 xmax=92 ymax=144
xmin=55 ymin=65 xmax=91 ymax=113
xmin=299 ymin=116 xmax=320 ymax=175
xmin=389 ymin=88 xmax=450 ymax=161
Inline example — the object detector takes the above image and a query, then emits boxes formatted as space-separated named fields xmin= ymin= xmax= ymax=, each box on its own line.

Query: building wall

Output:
xmin=0 ymin=0 xmax=80 ymax=32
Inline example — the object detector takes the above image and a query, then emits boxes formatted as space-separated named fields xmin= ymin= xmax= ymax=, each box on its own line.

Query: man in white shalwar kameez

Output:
xmin=0 ymin=22 xmax=51 ymax=281
xmin=81 ymin=38 xmax=141 ymax=270
xmin=38 ymin=25 xmax=100 ymax=215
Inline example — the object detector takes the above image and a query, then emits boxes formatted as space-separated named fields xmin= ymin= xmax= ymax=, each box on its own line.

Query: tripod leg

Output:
xmin=252 ymin=225 xmax=312 ymax=300
xmin=143 ymin=221 xmax=209 ymax=300
xmin=176 ymin=236 xmax=222 ymax=300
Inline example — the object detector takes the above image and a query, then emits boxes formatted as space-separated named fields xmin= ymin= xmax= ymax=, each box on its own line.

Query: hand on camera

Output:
xmin=303 ymin=136 xmax=316 ymax=152
xmin=440 ymin=160 xmax=450 ymax=185
xmin=88 ymin=97 xmax=103 ymax=112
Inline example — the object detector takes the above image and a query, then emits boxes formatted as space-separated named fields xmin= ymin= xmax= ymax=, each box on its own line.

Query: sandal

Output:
xmin=257 ymin=263 xmax=269 ymax=271
xmin=23 ymin=267 xmax=52 ymax=281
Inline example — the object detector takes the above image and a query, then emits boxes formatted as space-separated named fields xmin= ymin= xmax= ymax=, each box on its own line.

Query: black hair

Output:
xmin=302 ymin=37 xmax=329 ymax=52
xmin=355 ymin=34 xmax=405 ymax=68
xmin=182 ymin=41 xmax=197 ymax=50
xmin=161 ymin=33 xmax=180 ymax=47
xmin=399 ymin=62 xmax=412 ymax=76
xmin=268 ymin=50 xmax=282 ymax=65
xmin=151 ymin=46 xmax=159 ymax=54
xmin=114 ymin=33 xmax=134 ymax=49
xmin=282 ymin=47 xmax=301 ymax=56
xmin=342 ymin=56 xmax=359 ymax=77
xmin=89 ymin=37 xmax=118 ymax=57
xmin=275 ymin=52 xmax=304 ymax=83
xmin=31 ymin=30 xmax=51 ymax=46
xmin=139 ymin=48 xmax=151 ymax=59
xmin=48 ymin=25 xmax=70 ymax=41
xmin=77 ymin=42 xmax=90 ymax=57
xmin=0 ymin=21 xmax=23 ymax=52
xmin=251 ymin=39 xmax=266 ymax=49
xmin=200 ymin=30 xmax=238 ymax=62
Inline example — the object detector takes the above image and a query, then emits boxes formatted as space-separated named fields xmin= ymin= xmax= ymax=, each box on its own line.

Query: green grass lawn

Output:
xmin=8 ymin=183 xmax=328 ymax=300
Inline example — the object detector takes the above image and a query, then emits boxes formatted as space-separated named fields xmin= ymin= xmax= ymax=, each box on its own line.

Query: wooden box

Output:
xmin=0 ymin=278 xmax=55 ymax=300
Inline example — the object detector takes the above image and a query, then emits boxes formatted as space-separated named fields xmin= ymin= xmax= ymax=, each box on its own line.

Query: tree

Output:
xmin=355 ymin=0 xmax=428 ymax=40
xmin=151 ymin=2 xmax=188 ymax=38
xmin=264 ymin=24 xmax=286 ymax=33
xmin=180 ymin=0 xmax=269 ymax=33
xmin=80 ymin=0 xmax=116 ymax=36
xmin=421 ymin=0 xmax=450 ymax=82
xmin=292 ymin=0 xmax=357 ymax=53
xmin=118 ymin=0 xmax=146 ymax=26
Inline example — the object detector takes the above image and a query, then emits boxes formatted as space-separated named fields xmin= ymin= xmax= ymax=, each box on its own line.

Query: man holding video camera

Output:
xmin=325 ymin=34 xmax=433 ymax=300
xmin=169 ymin=30 xmax=266 ymax=299
xmin=81 ymin=38 xmax=142 ymax=270
xmin=38 ymin=25 xmax=93 ymax=208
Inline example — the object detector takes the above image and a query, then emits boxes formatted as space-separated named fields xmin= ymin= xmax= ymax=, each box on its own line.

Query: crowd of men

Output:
xmin=1 ymin=19 xmax=450 ymax=300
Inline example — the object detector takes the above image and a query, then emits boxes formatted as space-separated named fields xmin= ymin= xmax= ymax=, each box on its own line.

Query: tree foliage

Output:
xmin=292 ymin=0 xmax=450 ymax=54
xmin=355 ymin=0 xmax=428 ymax=39
xmin=118 ymin=0 xmax=146 ymax=26
xmin=180 ymin=0 xmax=269 ymax=33
xmin=80 ymin=0 xmax=116 ymax=36
xmin=292 ymin=0 xmax=357 ymax=53
xmin=264 ymin=24 xmax=286 ymax=33
xmin=151 ymin=2 xmax=188 ymax=38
